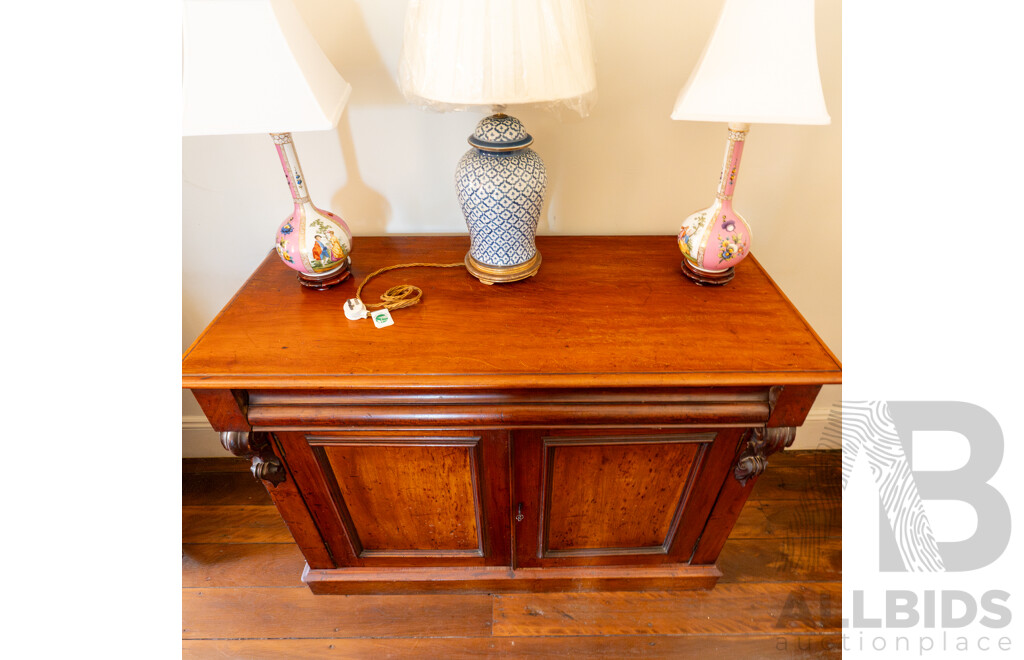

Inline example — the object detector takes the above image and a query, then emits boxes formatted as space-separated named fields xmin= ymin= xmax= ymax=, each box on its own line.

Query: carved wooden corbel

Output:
xmin=250 ymin=454 xmax=286 ymax=485
xmin=733 ymin=426 xmax=797 ymax=487
xmin=767 ymin=385 xmax=783 ymax=413
xmin=220 ymin=430 xmax=259 ymax=457
xmin=219 ymin=431 xmax=286 ymax=486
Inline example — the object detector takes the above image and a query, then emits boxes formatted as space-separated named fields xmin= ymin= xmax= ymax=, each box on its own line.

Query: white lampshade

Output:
xmin=183 ymin=0 xmax=352 ymax=136
xmin=672 ymin=0 xmax=830 ymax=125
xmin=398 ymin=0 xmax=596 ymax=112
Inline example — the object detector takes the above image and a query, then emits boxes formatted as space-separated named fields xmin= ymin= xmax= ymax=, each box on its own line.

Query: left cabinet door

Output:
xmin=273 ymin=429 xmax=512 ymax=568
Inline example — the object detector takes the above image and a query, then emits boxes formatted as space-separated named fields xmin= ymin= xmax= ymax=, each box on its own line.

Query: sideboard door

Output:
xmin=512 ymin=428 xmax=746 ymax=568
xmin=274 ymin=429 xmax=511 ymax=568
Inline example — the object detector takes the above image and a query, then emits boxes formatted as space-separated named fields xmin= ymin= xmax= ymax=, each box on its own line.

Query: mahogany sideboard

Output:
xmin=183 ymin=235 xmax=841 ymax=594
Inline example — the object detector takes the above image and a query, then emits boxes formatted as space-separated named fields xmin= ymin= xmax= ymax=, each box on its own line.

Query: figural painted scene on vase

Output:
xmin=271 ymin=132 xmax=353 ymax=289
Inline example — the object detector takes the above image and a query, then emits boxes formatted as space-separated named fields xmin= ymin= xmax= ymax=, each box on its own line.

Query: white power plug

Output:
xmin=343 ymin=298 xmax=367 ymax=320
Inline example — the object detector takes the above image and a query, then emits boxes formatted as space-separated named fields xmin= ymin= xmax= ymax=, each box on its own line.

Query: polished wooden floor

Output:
xmin=183 ymin=450 xmax=841 ymax=658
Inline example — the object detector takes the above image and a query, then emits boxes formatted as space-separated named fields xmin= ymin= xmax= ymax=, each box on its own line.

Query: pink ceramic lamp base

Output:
xmin=678 ymin=123 xmax=752 ymax=286
xmin=271 ymin=132 xmax=353 ymax=291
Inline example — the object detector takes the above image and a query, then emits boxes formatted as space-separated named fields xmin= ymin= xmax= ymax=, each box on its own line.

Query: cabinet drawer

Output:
xmin=245 ymin=387 xmax=775 ymax=429
xmin=512 ymin=427 xmax=746 ymax=568
xmin=274 ymin=429 xmax=511 ymax=568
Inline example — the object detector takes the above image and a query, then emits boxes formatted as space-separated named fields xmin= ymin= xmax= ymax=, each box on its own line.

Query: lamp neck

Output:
xmin=270 ymin=132 xmax=311 ymax=205
xmin=716 ymin=123 xmax=750 ymax=202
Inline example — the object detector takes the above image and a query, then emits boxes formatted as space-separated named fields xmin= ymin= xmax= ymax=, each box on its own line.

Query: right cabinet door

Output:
xmin=512 ymin=427 xmax=746 ymax=568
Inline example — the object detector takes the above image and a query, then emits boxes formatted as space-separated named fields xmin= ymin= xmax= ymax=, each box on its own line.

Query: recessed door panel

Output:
xmin=545 ymin=440 xmax=701 ymax=553
xmin=320 ymin=444 xmax=481 ymax=553
xmin=514 ymin=429 xmax=745 ymax=568
xmin=274 ymin=430 xmax=511 ymax=568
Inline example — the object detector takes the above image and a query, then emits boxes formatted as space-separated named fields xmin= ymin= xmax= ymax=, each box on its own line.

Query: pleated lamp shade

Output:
xmin=672 ymin=0 xmax=830 ymax=125
xmin=399 ymin=0 xmax=596 ymax=112
xmin=183 ymin=0 xmax=352 ymax=136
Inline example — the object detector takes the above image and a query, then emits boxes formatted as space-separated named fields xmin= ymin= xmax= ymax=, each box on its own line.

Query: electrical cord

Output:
xmin=354 ymin=262 xmax=466 ymax=312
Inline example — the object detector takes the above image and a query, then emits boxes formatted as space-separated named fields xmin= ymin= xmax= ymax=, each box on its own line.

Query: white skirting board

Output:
xmin=182 ymin=415 xmax=223 ymax=458
xmin=181 ymin=406 xmax=839 ymax=457
xmin=792 ymin=406 xmax=840 ymax=451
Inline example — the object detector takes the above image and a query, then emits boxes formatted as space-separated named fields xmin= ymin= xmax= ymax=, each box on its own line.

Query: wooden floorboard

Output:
xmin=491 ymin=584 xmax=841 ymax=636
xmin=182 ymin=450 xmax=841 ymax=658
xmin=729 ymin=499 xmax=841 ymax=540
xmin=717 ymin=538 xmax=841 ymax=584
xmin=748 ymin=465 xmax=840 ymax=502
xmin=183 ymin=589 xmax=495 ymax=639
xmin=183 ymin=543 xmax=306 ymax=587
xmin=183 ymin=470 xmax=272 ymax=506
xmin=182 ymin=505 xmax=293 ymax=543
xmin=183 ymin=634 xmax=842 ymax=658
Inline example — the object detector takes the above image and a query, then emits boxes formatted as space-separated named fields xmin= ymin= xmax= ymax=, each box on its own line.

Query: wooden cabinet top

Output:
xmin=182 ymin=236 xmax=840 ymax=390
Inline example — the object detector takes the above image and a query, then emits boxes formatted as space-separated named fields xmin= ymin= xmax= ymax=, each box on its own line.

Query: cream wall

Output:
xmin=183 ymin=0 xmax=842 ymax=456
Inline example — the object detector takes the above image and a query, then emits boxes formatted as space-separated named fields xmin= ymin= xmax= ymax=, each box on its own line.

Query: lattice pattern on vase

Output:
xmin=473 ymin=115 xmax=529 ymax=144
xmin=456 ymin=148 xmax=546 ymax=267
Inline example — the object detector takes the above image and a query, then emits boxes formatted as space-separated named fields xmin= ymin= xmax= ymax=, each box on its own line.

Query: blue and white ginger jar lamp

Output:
xmin=397 ymin=0 xmax=596 ymax=285
xmin=457 ymin=113 xmax=546 ymax=284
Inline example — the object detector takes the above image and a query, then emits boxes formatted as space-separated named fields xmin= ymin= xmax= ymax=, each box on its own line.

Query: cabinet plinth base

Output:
xmin=301 ymin=563 xmax=722 ymax=595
